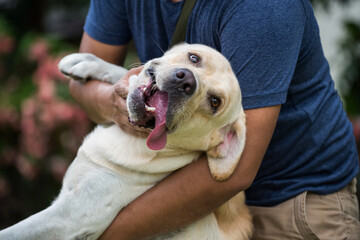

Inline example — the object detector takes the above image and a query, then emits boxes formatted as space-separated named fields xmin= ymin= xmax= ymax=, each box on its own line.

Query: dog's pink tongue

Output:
xmin=146 ymin=91 xmax=169 ymax=150
xmin=147 ymin=122 xmax=167 ymax=150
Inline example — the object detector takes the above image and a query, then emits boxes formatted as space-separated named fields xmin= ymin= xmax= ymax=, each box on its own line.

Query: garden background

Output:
xmin=0 ymin=0 xmax=359 ymax=228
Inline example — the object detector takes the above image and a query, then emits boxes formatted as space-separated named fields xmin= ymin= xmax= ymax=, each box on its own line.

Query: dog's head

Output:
xmin=127 ymin=44 xmax=246 ymax=180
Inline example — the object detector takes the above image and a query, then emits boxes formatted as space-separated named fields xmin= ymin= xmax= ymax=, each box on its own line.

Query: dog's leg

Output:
xmin=0 ymin=202 xmax=73 ymax=240
xmin=157 ymin=213 xmax=221 ymax=240
xmin=214 ymin=192 xmax=253 ymax=240
xmin=0 ymin=152 xmax=152 ymax=240
xmin=58 ymin=53 xmax=128 ymax=84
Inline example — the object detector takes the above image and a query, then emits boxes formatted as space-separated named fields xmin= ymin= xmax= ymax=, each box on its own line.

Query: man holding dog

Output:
xmin=69 ymin=0 xmax=360 ymax=239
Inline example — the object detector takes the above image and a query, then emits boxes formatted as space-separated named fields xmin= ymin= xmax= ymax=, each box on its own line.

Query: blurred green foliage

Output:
xmin=311 ymin=0 xmax=351 ymax=8
xmin=340 ymin=21 xmax=360 ymax=115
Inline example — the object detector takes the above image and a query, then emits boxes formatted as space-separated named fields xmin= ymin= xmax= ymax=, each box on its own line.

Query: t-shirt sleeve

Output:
xmin=220 ymin=0 xmax=306 ymax=110
xmin=84 ymin=0 xmax=132 ymax=45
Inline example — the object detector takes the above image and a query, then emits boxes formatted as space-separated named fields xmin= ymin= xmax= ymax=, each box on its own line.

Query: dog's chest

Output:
xmin=80 ymin=125 xmax=201 ymax=175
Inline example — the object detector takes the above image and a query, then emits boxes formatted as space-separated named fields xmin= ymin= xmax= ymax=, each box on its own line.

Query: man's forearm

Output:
xmin=69 ymin=79 xmax=114 ymax=124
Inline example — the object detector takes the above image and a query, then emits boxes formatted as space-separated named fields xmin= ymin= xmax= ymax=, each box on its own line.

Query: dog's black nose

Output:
xmin=173 ymin=68 xmax=196 ymax=96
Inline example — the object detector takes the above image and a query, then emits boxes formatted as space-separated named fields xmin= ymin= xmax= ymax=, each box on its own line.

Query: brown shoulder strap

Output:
xmin=170 ymin=0 xmax=197 ymax=47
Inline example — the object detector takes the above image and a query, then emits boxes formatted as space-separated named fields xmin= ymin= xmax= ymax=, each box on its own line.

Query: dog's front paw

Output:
xmin=59 ymin=53 xmax=129 ymax=84
xmin=58 ymin=53 xmax=106 ymax=83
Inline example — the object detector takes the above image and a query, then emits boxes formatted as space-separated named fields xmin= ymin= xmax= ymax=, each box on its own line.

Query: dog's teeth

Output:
xmin=145 ymin=105 xmax=156 ymax=112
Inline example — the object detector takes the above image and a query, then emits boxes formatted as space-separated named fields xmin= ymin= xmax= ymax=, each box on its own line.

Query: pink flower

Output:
xmin=28 ymin=39 xmax=49 ymax=62
xmin=10 ymin=38 xmax=93 ymax=181
xmin=20 ymin=99 xmax=49 ymax=159
xmin=37 ymin=77 xmax=55 ymax=103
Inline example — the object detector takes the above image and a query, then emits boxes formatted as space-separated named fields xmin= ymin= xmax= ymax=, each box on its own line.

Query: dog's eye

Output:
xmin=145 ymin=67 xmax=155 ymax=78
xmin=189 ymin=54 xmax=200 ymax=64
xmin=210 ymin=97 xmax=221 ymax=111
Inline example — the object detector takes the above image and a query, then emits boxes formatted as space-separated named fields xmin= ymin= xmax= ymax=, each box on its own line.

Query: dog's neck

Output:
xmin=79 ymin=125 xmax=201 ymax=174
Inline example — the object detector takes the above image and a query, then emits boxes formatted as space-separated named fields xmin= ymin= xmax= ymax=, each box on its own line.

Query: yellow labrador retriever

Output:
xmin=0 ymin=44 xmax=252 ymax=240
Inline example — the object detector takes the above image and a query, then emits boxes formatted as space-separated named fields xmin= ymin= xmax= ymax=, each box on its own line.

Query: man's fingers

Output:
xmin=114 ymin=66 xmax=144 ymax=98
xmin=114 ymin=84 xmax=128 ymax=99
xmin=112 ymin=88 xmax=128 ymax=114
xmin=111 ymin=65 xmax=149 ymax=138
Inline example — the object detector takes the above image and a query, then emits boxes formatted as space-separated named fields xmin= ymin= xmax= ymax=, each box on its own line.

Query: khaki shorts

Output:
xmin=249 ymin=178 xmax=360 ymax=240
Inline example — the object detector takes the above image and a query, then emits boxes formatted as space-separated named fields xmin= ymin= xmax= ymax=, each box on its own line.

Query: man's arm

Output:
xmin=100 ymin=105 xmax=281 ymax=240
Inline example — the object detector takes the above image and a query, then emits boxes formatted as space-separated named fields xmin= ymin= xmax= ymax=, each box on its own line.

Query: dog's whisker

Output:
xmin=126 ymin=62 xmax=144 ymax=69
xmin=152 ymin=38 xmax=165 ymax=54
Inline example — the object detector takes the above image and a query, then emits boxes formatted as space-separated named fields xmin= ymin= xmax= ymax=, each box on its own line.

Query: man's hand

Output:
xmin=110 ymin=66 xmax=150 ymax=137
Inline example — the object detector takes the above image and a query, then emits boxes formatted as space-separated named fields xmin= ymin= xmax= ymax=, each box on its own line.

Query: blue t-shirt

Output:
xmin=84 ymin=0 xmax=359 ymax=206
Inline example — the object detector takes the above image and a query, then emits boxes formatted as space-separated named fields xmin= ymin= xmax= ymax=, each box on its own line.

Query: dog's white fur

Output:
xmin=0 ymin=44 xmax=252 ymax=240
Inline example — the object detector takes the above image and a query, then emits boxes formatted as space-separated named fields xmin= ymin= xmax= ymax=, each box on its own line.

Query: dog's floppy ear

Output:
xmin=206 ymin=115 xmax=246 ymax=181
